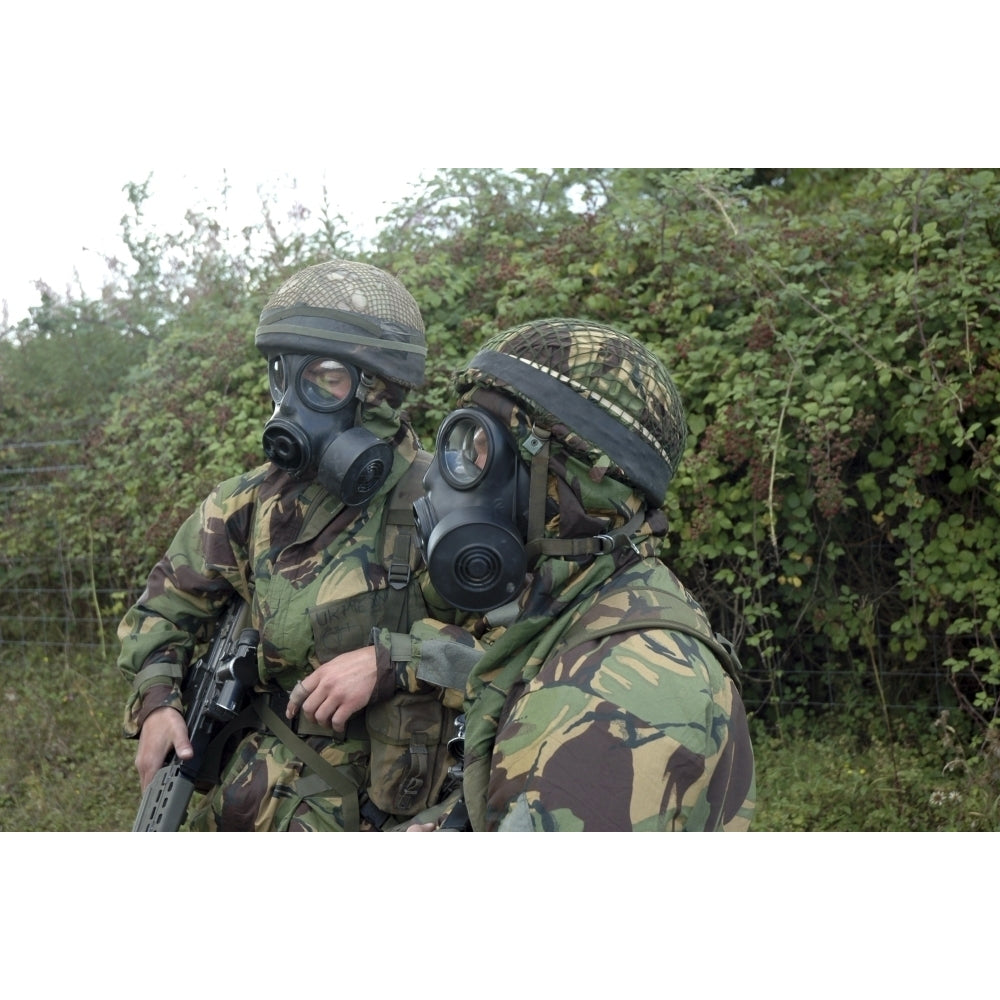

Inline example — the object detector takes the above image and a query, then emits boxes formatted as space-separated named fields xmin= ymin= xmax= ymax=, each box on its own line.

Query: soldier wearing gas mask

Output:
xmin=118 ymin=259 xmax=464 ymax=832
xmin=409 ymin=318 xmax=757 ymax=831
xmin=256 ymin=264 xmax=421 ymax=506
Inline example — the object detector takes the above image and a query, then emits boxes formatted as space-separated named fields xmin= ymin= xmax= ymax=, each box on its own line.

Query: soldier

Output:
xmin=409 ymin=318 xmax=756 ymax=831
xmin=118 ymin=259 xmax=464 ymax=831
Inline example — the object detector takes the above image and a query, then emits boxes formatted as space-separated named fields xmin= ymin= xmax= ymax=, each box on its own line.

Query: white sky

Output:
xmin=0 ymin=6 xmax=488 ymax=323
xmin=1 ymin=5 xmax=992 ymax=325
xmin=0 ymin=160 xmax=432 ymax=321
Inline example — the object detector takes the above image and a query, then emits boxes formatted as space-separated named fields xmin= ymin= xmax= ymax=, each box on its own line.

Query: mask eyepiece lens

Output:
xmin=300 ymin=358 xmax=356 ymax=411
xmin=269 ymin=357 xmax=286 ymax=402
xmin=440 ymin=414 xmax=491 ymax=488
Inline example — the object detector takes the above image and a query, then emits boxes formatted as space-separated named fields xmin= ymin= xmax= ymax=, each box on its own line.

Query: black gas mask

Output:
xmin=413 ymin=407 xmax=532 ymax=613
xmin=262 ymin=353 xmax=393 ymax=506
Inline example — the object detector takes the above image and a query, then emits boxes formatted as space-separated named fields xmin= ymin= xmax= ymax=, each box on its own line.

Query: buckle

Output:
xmin=595 ymin=534 xmax=616 ymax=554
xmin=388 ymin=561 xmax=411 ymax=590
xmin=595 ymin=530 xmax=641 ymax=556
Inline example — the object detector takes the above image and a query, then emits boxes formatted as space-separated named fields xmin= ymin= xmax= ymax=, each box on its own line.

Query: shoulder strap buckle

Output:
xmin=388 ymin=560 xmax=411 ymax=590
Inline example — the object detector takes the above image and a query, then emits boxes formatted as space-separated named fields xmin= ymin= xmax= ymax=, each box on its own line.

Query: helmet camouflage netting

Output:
xmin=255 ymin=259 xmax=427 ymax=388
xmin=454 ymin=318 xmax=687 ymax=505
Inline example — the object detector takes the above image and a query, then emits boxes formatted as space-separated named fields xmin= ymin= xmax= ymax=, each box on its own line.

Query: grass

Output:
xmin=3 ymin=647 xmax=998 ymax=832
xmin=750 ymin=707 xmax=1000 ymax=832
xmin=1 ymin=647 xmax=137 ymax=832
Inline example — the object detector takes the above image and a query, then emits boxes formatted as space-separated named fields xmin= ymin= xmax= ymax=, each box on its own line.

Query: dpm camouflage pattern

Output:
xmin=118 ymin=428 xmax=432 ymax=720
xmin=186 ymin=731 xmax=369 ymax=832
xmin=440 ymin=317 xmax=754 ymax=830
xmin=464 ymin=557 xmax=756 ymax=832
xmin=118 ymin=426 xmax=460 ymax=830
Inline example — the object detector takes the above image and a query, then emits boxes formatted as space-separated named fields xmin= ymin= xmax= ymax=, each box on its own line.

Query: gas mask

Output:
xmin=262 ymin=353 xmax=393 ymax=506
xmin=413 ymin=407 xmax=532 ymax=613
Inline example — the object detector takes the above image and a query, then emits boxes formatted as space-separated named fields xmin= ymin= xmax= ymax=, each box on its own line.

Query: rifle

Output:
xmin=132 ymin=597 xmax=259 ymax=832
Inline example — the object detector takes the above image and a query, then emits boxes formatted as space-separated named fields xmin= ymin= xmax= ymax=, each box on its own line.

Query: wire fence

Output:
xmin=0 ymin=442 xmax=963 ymax=720
xmin=1 ymin=440 xmax=120 ymax=665
xmin=0 ymin=557 xmax=959 ymax=720
xmin=0 ymin=558 xmax=120 ymax=661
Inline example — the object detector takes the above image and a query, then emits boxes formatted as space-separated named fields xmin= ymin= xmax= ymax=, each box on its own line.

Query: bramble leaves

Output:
xmin=3 ymin=167 xmax=998 ymax=735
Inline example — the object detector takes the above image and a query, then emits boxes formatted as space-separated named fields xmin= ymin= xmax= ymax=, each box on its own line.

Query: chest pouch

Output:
xmin=365 ymin=691 xmax=462 ymax=817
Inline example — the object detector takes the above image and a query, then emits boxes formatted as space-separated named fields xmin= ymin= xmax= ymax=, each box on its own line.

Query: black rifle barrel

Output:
xmin=131 ymin=598 xmax=256 ymax=832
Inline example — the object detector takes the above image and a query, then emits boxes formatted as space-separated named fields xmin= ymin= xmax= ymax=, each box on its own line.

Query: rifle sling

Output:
xmin=200 ymin=695 xmax=362 ymax=831
xmin=254 ymin=697 xmax=362 ymax=831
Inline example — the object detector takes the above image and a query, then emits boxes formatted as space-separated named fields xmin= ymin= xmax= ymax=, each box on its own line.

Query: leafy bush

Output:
xmin=378 ymin=168 xmax=1000 ymax=733
xmin=3 ymin=167 xmax=998 ymax=753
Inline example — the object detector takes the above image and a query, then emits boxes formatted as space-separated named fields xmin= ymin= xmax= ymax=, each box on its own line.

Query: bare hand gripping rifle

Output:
xmin=132 ymin=597 xmax=259 ymax=832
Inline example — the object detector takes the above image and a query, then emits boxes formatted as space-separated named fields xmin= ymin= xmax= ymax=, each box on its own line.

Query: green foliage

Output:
xmin=750 ymin=708 xmax=1000 ymax=831
xmin=1 ymin=176 xmax=353 ymax=606
xmin=371 ymin=167 xmax=591 ymax=441
xmin=0 ymin=289 xmax=150 ymax=445
xmin=3 ymin=166 xmax=999 ymax=760
xmin=85 ymin=311 xmax=267 ymax=582
xmin=0 ymin=647 xmax=136 ymax=832
xmin=383 ymin=167 xmax=1000 ymax=732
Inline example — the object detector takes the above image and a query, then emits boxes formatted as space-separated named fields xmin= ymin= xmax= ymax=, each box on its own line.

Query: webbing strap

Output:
xmin=386 ymin=789 xmax=464 ymax=832
xmin=381 ymin=449 xmax=432 ymax=631
xmin=526 ymin=510 xmax=646 ymax=562
xmin=254 ymin=697 xmax=361 ymax=831
xmin=410 ymin=638 xmax=483 ymax=691
xmin=525 ymin=435 xmax=550 ymax=546
xmin=584 ymin=614 xmax=739 ymax=678
xmin=393 ymin=735 xmax=429 ymax=813
xmin=198 ymin=696 xmax=364 ymax=829
xmin=198 ymin=704 xmax=258 ymax=788
xmin=134 ymin=660 xmax=183 ymax=687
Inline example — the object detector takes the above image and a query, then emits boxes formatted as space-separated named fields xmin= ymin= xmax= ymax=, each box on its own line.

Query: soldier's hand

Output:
xmin=135 ymin=707 xmax=193 ymax=790
xmin=285 ymin=646 xmax=378 ymax=733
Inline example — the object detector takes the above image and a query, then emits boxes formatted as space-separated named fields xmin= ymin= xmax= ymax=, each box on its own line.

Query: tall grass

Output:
xmin=1 ymin=648 xmax=136 ymax=831
xmin=2 ymin=648 xmax=997 ymax=832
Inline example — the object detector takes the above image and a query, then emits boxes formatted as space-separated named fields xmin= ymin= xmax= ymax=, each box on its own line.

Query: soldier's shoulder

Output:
xmin=211 ymin=462 xmax=291 ymax=503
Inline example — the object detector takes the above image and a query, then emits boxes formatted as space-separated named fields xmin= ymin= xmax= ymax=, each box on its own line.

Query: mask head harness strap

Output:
xmin=518 ymin=421 xmax=645 ymax=564
xmin=524 ymin=509 xmax=646 ymax=563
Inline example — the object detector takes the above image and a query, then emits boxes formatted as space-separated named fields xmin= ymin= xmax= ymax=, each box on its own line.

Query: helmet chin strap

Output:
xmin=522 ymin=425 xmax=645 ymax=564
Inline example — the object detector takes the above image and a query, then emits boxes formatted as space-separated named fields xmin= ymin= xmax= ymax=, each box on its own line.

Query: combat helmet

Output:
xmin=454 ymin=318 xmax=686 ymax=505
xmin=255 ymin=259 xmax=427 ymax=388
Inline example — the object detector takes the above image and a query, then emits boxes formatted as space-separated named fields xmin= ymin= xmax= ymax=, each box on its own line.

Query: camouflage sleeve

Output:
xmin=117 ymin=476 xmax=252 ymax=735
xmin=485 ymin=628 xmax=757 ymax=831
xmin=371 ymin=619 xmax=483 ymax=712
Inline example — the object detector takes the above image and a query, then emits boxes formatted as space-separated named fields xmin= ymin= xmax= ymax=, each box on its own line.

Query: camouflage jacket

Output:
xmin=118 ymin=431 xmax=457 ymax=735
xmin=461 ymin=552 xmax=757 ymax=832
